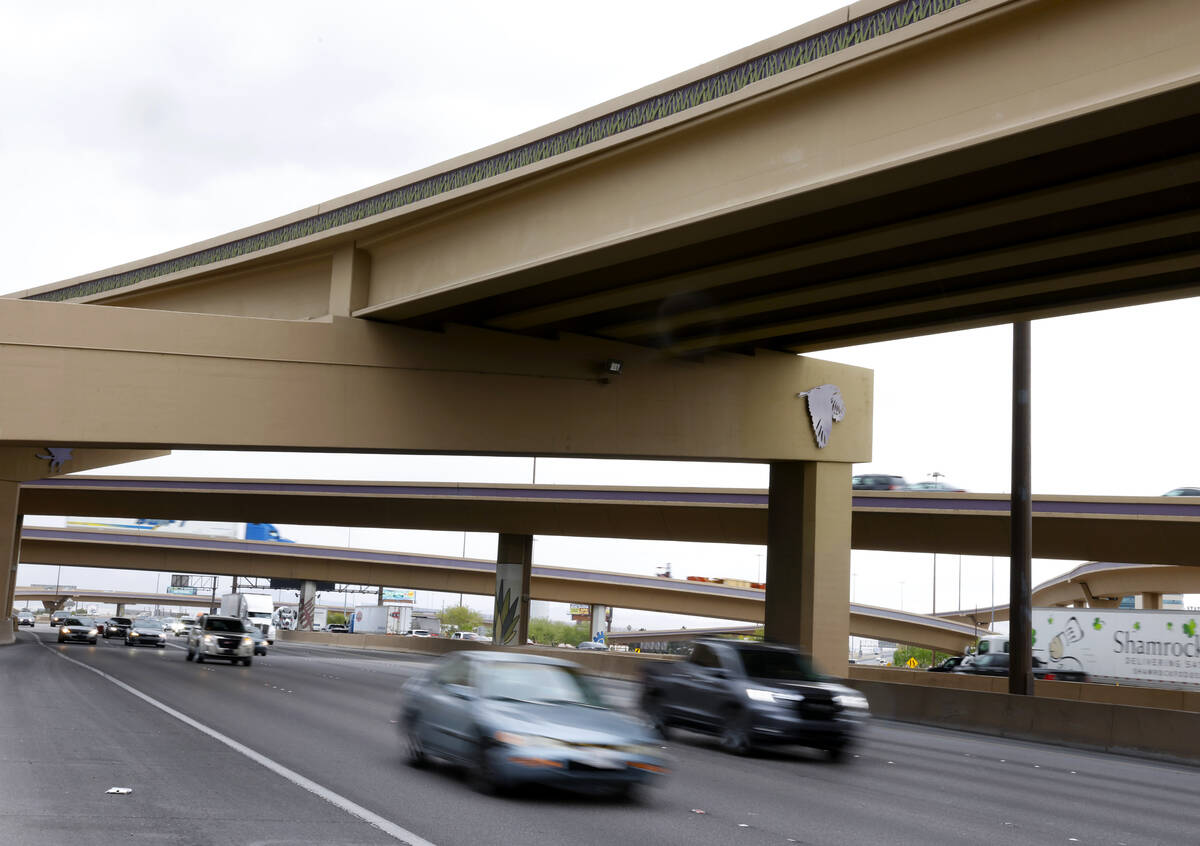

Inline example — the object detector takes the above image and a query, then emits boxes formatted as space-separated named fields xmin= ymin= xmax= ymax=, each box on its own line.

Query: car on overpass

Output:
xmin=401 ymin=651 xmax=667 ymax=796
xmin=56 ymin=617 xmax=98 ymax=645
xmin=906 ymin=480 xmax=966 ymax=492
xmin=186 ymin=615 xmax=255 ymax=666
xmin=1163 ymin=487 xmax=1200 ymax=496
xmin=852 ymin=474 xmax=908 ymax=490
xmin=640 ymin=639 xmax=869 ymax=759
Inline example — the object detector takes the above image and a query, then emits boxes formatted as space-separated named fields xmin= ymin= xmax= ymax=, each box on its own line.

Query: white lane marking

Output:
xmin=36 ymin=638 xmax=437 ymax=846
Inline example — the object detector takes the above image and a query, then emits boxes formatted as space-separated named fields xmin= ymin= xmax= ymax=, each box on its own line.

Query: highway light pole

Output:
xmin=1009 ymin=320 xmax=1034 ymax=695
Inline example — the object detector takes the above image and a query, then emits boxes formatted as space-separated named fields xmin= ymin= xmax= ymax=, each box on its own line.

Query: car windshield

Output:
xmin=476 ymin=662 xmax=605 ymax=707
xmin=63 ymin=618 xmax=84 ymax=626
xmin=112 ymin=618 xmax=132 ymax=625
xmin=204 ymin=618 xmax=247 ymax=633
xmin=135 ymin=620 xmax=163 ymax=630
xmin=739 ymin=648 xmax=821 ymax=681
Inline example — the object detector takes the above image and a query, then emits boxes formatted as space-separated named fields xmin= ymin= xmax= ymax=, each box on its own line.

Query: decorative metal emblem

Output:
xmin=796 ymin=385 xmax=845 ymax=449
xmin=35 ymin=447 xmax=74 ymax=473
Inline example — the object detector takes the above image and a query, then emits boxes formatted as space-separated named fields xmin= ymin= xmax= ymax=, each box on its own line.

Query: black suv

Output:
xmin=640 ymin=639 xmax=869 ymax=759
xmin=852 ymin=474 xmax=908 ymax=490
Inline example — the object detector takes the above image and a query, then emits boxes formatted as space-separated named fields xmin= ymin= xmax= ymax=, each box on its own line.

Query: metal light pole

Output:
xmin=1009 ymin=320 xmax=1034 ymax=695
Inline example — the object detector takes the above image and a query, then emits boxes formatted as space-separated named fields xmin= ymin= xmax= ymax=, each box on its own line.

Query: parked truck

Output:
xmin=220 ymin=593 xmax=277 ymax=644
xmin=1033 ymin=607 xmax=1200 ymax=688
xmin=350 ymin=604 xmax=413 ymax=635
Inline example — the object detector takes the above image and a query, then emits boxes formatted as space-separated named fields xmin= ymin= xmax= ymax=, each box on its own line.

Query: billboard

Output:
xmin=569 ymin=603 xmax=591 ymax=616
xmin=382 ymin=588 xmax=416 ymax=603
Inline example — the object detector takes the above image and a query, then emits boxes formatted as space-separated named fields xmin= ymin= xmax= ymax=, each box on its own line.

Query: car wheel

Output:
xmin=185 ymin=647 xmax=194 ymax=661
xmin=195 ymin=650 xmax=205 ymax=664
xmin=405 ymin=717 xmax=428 ymax=768
xmin=469 ymin=740 xmax=506 ymax=796
xmin=57 ymin=636 xmax=64 ymax=643
xmin=719 ymin=708 xmax=753 ymax=756
xmin=641 ymin=693 xmax=672 ymax=740
xmin=242 ymin=657 xmax=253 ymax=666
xmin=90 ymin=639 xmax=98 ymax=645
xmin=157 ymin=643 xmax=165 ymax=649
xmin=824 ymin=744 xmax=846 ymax=763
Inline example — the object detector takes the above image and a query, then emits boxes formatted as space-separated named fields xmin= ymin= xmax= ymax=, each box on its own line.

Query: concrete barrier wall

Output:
xmin=848 ymin=665 xmax=1200 ymax=712
xmin=852 ymin=678 xmax=1200 ymax=763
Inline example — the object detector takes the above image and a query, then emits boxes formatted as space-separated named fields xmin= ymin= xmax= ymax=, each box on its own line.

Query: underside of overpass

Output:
xmin=3 ymin=0 xmax=1199 ymax=677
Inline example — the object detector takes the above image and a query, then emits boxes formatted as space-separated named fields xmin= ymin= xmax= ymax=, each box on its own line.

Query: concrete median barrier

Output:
xmin=851 ymin=678 xmax=1200 ymax=763
xmin=276 ymin=630 xmax=672 ymax=679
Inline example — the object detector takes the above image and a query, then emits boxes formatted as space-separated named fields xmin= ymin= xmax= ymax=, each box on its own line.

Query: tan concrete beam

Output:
xmin=0 ymin=301 xmax=872 ymax=463
xmin=0 ymin=448 xmax=169 ymax=483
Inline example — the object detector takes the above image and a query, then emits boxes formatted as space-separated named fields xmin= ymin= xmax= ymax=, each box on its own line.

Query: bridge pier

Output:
xmin=763 ymin=461 xmax=852 ymax=675
xmin=494 ymin=534 xmax=532 ymax=646
xmin=589 ymin=604 xmax=609 ymax=644
xmin=297 ymin=581 xmax=317 ymax=631
xmin=0 ymin=481 xmax=19 ymax=645
xmin=1142 ymin=592 xmax=1163 ymax=610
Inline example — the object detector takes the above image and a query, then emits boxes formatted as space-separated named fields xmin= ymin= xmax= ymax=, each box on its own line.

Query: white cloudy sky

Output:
xmin=5 ymin=2 xmax=1198 ymax=626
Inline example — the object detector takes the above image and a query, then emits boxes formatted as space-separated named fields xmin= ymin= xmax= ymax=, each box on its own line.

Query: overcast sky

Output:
xmin=5 ymin=2 xmax=1198 ymax=626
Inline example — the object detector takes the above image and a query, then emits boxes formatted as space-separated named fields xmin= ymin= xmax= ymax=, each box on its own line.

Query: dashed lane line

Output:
xmin=35 ymin=636 xmax=437 ymax=846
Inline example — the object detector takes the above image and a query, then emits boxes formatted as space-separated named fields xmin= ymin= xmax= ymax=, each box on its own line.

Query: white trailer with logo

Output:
xmin=351 ymin=604 xmax=412 ymax=635
xmin=1033 ymin=607 xmax=1200 ymax=688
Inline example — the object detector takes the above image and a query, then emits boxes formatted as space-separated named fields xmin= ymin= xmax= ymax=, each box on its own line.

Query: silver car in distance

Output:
xmin=401 ymin=651 xmax=668 ymax=797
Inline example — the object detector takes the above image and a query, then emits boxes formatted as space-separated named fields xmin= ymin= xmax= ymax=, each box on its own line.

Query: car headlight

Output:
xmin=130 ymin=632 xmax=139 ymax=637
xmin=746 ymin=688 xmax=802 ymax=703
xmin=60 ymin=626 xmax=69 ymax=634
xmin=493 ymin=731 xmax=567 ymax=748
xmin=88 ymin=629 xmax=98 ymax=636
xmin=834 ymin=693 xmax=869 ymax=710
xmin=242 ymin=637 xmax=252 ymax=645
xmin=617 ymin=743 xmax=660 ymax=756
xmin=203 ymin=635 xmax=214 ymax=644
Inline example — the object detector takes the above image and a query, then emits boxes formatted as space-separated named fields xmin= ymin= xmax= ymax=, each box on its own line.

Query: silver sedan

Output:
xmin=401 ymin=651 xmax=668 ymax=797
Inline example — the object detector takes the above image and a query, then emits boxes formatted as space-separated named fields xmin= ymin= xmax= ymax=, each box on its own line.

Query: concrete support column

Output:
xmin=589 ymin=604 xmax=609 ymax=643
xmin=297 ymin=580 xmax=317 ymax=631
xmin=763 ymin=461 xmax=852 ymax=675
xmin=115 ymin=603 xmax=125 ymax=616
xmin=1142 ymin=592 xmax=1163 ymax=610
xmin=494 ymin=533 xmax=532 ymax=646
xmin=0 ymin=480 xmax=19 ymax=644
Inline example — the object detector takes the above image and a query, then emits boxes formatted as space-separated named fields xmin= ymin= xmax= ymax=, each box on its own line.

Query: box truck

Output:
xmin=1033 ymin=607 xmax=1200 ymax=688
xmin=350 ymin=604 xmax=413 ymax=635
xmin=220 ymin=593 xmax=277 ymax=644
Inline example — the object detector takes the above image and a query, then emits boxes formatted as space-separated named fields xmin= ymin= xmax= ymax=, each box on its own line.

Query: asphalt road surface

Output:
xmin=3 ymin=629 xmax=1197 ymax=846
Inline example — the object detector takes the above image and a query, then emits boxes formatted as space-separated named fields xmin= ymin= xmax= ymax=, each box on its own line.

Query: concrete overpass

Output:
xmin=942 ymin=560 xmax=1200 ymax=626
xmin=22 ymin=477 xmax=1200 ymax=566
xmin=3 ymin=0 xmax=1200 ymax=680
xmin=16 ymin=526 xmax=982 ymax=653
